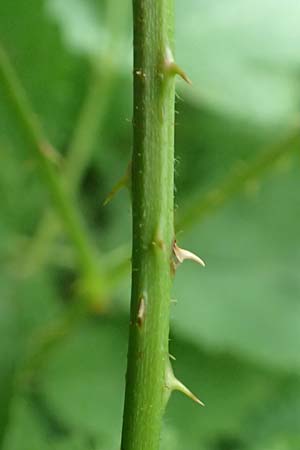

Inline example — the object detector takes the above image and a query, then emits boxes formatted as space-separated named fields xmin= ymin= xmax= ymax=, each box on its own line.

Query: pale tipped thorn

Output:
xmin=164 ymin=47 xmax=192 ymax=85
xmin=173 ymin=242 xmax=205 ymax=267
xmin=173 ymin=378 xmax=205 ymax=407
xmin=169 ymin=353 xmax=176 ymax=361
xmin=174 ymin=64 xmax=192 ymax=85
xmin=168 ymin=63 xmax=192 ymax=85
xmin=165 ymin=360 xmax=205 ymax=407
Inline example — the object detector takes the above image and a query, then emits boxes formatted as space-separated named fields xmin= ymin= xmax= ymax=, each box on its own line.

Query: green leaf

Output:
xmin=2 ymin=398 xmax=49 ymax=450
xmin=46 ymin=0 xmax=107 ymax=56
xmin=0 ymin=274 xmax=20 ymax=446
xmin=39 ymin=317 xmax=127 ymax=441
xmin=2 ymin=396 xmax=114 ymax=450
xmin=251 ymin=436 xmax=300 ymax=450
xmin=176 ymin=0 xmax=300 ymax=126
xmin=173 ymin=160 xmax=300 ymax=372
xmin=45 ymin=0 xmax=131 ymax=69
xmin=14 ymin=274 xmax=63 ymax=340
xmin=243 ymin=376 xmax=300 ymax=449
xmin=0 ymin=271 xmax=63 ymax=444
xmin=0 ymin=0 xmax=87 ymax=147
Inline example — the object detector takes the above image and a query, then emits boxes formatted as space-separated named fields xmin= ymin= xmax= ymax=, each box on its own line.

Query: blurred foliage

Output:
xmin=1 ymin=1 xmax=300 ymax=449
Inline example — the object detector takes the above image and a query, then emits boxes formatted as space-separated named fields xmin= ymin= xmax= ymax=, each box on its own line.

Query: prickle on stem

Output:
xmin=165 ymin=359 xmax=204 ymax=406
xmin=164 ymin=47 xmax=192 ymax=85
xmin=173 ymin=241 xmax=205 ymax=267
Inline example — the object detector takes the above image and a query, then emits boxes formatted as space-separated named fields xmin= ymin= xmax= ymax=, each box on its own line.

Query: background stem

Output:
xmin=22 ymin=0 xmax=129 ymax=276
xmin=23 ymin=60 xmax=114 ymax=274
xmin=65 ymin=60 xmax=114 ymax=191
xmin=176 ymin=130 xmax=300 ymax=232
xmin=121 ymin=1 xmax=175 ymax=449
xmin=0 ymin=45 xmax=107 ymax=307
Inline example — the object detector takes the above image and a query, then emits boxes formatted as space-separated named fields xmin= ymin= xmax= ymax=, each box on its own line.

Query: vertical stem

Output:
xmin=65 ymin=60 xmax=114 ymax=191
xmin=121 ymin=0 xmax=175 ymax=449
xmin=24 ymin=61 xmax=114 ymax=272
xmin=21 ymin=0 xmax=130 ymax=277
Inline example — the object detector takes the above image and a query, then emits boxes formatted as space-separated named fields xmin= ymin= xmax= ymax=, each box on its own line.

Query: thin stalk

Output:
xmin=176 ymin=130 xmax=300 ymax=231
xmin=0 ymin=45 xmax=106 ymax=306
xmin=24 ymin=61 xmax=115 ymax=273
xmin=66 ymin=60 xmax=114 ymax=190
xmin=23 ymin=0 xmax=130 ymax=274
xmin=121 ymin=1 xmax=176 ymax=449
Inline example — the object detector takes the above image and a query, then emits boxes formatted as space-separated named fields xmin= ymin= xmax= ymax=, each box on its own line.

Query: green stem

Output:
xmin=22 ymin=0 xmax=130 ymax=276
xmin=121 ymin=1 xmax=176 ymax=449
xmin=66 ymin=58 xmax=114 ymax=191
xmin=65 ymin=0 xmax=131 ymax=189
xmin=24 ymin=60 xmax=114 ymax=273
xmin=176 ymin=130 xmax=300 ymax=232
xmin=0 ymin=45 xmax=106 ymax=306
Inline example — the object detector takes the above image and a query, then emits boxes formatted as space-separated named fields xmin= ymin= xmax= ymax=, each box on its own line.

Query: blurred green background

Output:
xmin=1 ymin=1 xmax=300 ymax=449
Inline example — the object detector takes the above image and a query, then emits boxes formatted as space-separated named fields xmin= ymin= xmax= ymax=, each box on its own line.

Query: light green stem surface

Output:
xmin=121 ymin=0 xmax=175 ymax=449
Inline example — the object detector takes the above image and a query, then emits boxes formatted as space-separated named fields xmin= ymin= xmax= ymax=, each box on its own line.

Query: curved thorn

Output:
xmin=173 ymin=242 xmax=205 ymax=267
